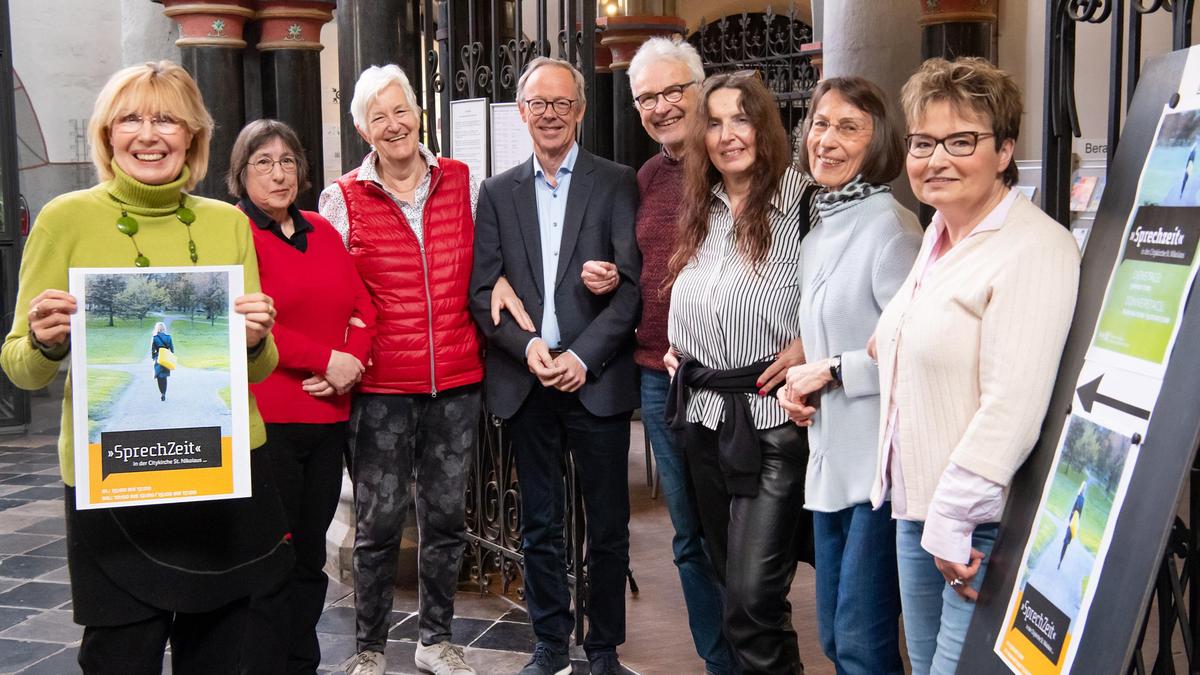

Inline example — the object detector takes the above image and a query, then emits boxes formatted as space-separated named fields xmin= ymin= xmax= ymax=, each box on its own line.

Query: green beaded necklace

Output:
xmin=112 ymin=195 xmax=198 ymax=267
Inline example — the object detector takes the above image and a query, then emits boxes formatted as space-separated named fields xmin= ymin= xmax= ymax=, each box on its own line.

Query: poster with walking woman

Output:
xmin=67 ymin=266 xmax=252 ymax=509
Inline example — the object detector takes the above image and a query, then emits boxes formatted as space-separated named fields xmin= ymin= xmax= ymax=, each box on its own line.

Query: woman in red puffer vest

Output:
xmin=318 ymin=64 xmax=485 ymax=675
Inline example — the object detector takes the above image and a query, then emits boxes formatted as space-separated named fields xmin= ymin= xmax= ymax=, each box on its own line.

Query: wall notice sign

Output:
xmin=450 ymin=98 xmax=489 ymax=180
xmin=995 ymin=77 xmax=1200 ymax=674
xmin=68 ymin=266 xmax=252 ymax=509
xmin=490 ymin=102 xmax=534 ymax=175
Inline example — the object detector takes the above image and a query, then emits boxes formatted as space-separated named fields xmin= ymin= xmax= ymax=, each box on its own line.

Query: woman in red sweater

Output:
xmin=228 ymin=119 xmax=376 ymax=673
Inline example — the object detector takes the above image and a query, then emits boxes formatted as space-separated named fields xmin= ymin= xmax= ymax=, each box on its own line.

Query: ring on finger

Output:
xmin=949 ymin=578 xmax=964 ymax=588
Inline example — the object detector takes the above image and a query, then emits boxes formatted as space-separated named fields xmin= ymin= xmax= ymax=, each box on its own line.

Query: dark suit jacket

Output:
xmin=470 ymin=148 xmax=641 ymax=419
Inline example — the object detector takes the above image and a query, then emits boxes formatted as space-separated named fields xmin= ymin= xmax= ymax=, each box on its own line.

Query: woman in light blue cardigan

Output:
xmin=779 ymin=77 xmax=921 ymax=675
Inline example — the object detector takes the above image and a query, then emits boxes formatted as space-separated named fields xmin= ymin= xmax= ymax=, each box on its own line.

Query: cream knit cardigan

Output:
xmin=870 ymin=194 xmax=1081 ymax=519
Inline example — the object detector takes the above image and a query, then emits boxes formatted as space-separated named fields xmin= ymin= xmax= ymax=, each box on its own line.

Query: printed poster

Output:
xmin=68 ymin=266 xmax=251 ymax=509
xmin=997 ymin=64 xmax=1200 ymax=674
xmin=995 ymin=413 xmax=1139 ymax=675
xmin=1089 ymin=106 xmax=1200 ymax=377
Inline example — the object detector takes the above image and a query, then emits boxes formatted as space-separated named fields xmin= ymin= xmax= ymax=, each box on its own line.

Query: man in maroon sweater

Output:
xmin=583 ymin=38 xmax=740 ymax=675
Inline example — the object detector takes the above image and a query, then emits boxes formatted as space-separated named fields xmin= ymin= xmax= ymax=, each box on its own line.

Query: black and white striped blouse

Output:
xmin=667 ymin=166 xmax=817 ymax=431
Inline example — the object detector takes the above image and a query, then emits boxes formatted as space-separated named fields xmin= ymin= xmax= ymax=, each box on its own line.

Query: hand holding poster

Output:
xmin=68 ymin=266 xmax=252 ymax=509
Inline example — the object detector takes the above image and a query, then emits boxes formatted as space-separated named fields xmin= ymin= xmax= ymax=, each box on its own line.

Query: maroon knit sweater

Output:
xmin=634 ymin=151 xmax=684 ymax=370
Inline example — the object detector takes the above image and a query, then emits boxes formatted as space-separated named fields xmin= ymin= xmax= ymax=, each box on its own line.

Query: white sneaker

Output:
xmin=343 ymin=649 xmax=386 ymax=675
xmin=415 ymin=641 xmax=476 ymax=674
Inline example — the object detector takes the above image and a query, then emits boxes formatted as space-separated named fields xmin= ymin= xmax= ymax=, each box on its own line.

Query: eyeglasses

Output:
xmin=809 ymin=119 xmax=873 ymax=141
xmin=248 ymin=156 xmax=299 ymax=174
xmin=905 ymin=131 xmax=996 ymax=158
xmin=633 ymin=81 xmax=696 ymax=110
xmin=524 ymin=98 xmax=576 ymax=116
xmin=113 ymin=113 xmax=183 ymax=135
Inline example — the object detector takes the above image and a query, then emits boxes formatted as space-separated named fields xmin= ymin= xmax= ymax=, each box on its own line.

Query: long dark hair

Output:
xmin=667 ymin=72 xmax=791 ymax=285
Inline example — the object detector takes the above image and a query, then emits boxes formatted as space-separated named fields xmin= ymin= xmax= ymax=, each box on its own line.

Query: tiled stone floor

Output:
xmin=0 ymin=380 xmax=608 ymax=674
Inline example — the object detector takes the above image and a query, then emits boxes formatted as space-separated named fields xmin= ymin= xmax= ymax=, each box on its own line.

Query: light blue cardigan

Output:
xmin=798 ymin=190 xmax=921 ymax=512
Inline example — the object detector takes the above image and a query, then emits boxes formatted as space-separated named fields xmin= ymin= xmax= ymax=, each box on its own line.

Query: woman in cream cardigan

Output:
xmin=879 ymin=58 xmax=1079 ymax=675
xmin=790 ymin=57 xmax=1080 ymax=675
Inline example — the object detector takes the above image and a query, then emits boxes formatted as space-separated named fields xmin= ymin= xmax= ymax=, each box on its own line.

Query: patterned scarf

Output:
xmin=813 ymin=175 xmax=891 ymax=216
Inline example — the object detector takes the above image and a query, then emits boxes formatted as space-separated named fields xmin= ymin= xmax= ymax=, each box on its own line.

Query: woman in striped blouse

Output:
xmin=665 ymin=71 xmax=817 ymax=675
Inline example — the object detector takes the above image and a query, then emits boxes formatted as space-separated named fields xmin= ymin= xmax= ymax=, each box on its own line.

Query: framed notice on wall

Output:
xmin=67 ymin=266 xmax=252 ymax=509
xmin=490 ymin=102 xmax=533 ymax=175
xmin=450 ymin=97 xmax=489 ymax=180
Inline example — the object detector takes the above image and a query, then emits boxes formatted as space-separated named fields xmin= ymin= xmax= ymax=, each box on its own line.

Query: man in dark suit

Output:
xmin=469 ymin=57 xmax=641 ymax=675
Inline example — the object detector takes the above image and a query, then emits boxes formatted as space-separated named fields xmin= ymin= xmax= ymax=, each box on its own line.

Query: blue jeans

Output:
xmin=895 ymin=520 xmax=999 ymax=675
xmin=641 ymin=368 xmax=738 ymax=675
xmin=813 ymin=503 xmax=902 ymax=675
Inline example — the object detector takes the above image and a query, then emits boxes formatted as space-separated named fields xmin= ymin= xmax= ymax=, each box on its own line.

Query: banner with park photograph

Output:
xmin=995 ymin=413 xmax=1138 ymax=675
xmin=67 ymin=266 xmax=251 ymax=509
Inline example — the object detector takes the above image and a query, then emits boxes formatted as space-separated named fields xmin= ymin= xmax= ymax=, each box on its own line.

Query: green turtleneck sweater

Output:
xmin=1 ymin=163 xmax=278 ymax=485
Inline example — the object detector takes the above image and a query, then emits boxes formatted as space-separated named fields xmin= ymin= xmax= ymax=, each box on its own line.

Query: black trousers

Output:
xmin=78 ymin=598 xmax=254 ymax=674
xmin=681 ymin=421 xmax=812 ymax=675
xmin=507 ymin=385 xmax=632 ymax=656
xmin=258 ymin=421 xmax=347 ymax=673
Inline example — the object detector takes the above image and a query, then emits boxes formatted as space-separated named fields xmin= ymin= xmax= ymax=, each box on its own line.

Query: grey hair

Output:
xmin=627 ymin=37 xmax=704 ymax=92
xmin=350 ymin=64 xmax=422 ymax=130
xmin=515 ymin=57 xmax=587 ymax=110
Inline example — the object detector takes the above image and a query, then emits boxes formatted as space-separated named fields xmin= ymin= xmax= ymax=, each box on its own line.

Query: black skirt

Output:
xmin=64 ymin=447 xmax=294 ymax=626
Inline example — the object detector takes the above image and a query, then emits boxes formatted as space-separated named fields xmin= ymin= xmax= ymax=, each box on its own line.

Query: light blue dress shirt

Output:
xmin=531 ymin=143 xmax=579 ymax=351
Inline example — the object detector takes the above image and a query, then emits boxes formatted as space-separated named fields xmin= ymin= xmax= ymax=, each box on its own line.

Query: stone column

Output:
xmin=122 ymin=0 xmax=181 ymax=66
xmin=919 ymin=0 xmax=998 ymax=62
xmin=256 ymin=1 xmax=335 ymax=210
xmin=161 ymin=0 xmax=256 ymax=201
xmin=336 ymin=0 xmax=422 ymax=172
xmin=821 ymin=0 xmax=923 ymax=212
xmin=599 ymin=15 xmax=686 ymax=170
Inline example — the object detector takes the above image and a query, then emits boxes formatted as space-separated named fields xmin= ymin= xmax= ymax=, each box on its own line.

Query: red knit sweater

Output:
xmin=249 ymin=209 xmax=376 ymax=423
xmin=635 ymin=151 xmax=684 ymax=370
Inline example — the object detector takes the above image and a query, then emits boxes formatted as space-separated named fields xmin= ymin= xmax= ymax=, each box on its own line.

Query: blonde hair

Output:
xmin=89 ymin=61 xmax=214 ymax=190
xmin=900 ymin=57 xmax=1022 ymax=187
xmin=153 ymin=322 xmax=167 ymax=335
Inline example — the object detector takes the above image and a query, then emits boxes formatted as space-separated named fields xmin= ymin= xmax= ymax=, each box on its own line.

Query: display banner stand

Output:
xmin=961 ymin=47 xmax=1200 ymax=675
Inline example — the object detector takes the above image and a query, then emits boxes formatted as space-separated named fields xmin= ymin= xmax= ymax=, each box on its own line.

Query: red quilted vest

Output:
xmin=336 ymin=158 xmax=482 ymax=394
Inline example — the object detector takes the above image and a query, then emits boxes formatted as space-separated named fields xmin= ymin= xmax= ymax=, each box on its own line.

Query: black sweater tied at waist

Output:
xmin=666 ymin=355 xmax=774 ymax=497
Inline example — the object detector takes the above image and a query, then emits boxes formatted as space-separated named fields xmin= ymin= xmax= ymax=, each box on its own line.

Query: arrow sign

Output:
xmin=1076 ymin=375 xmax=1151 ymax=420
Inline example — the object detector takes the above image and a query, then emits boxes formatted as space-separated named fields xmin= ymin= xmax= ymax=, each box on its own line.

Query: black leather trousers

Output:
xmin=681 ymin=421 xmax=813 ymax=675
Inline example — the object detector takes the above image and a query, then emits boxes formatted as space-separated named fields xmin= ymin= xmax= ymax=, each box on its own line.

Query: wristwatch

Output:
xmin=828 ymin=354 xmax=843 ymax=384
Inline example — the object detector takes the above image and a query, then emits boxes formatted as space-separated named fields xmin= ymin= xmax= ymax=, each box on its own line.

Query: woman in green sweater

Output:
xmin=1 ymin=61 xmax=291 ymax=673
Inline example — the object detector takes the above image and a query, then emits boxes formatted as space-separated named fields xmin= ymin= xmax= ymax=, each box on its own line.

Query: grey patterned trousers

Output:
xmin=347 ymin=385 xmax=480 ymax=651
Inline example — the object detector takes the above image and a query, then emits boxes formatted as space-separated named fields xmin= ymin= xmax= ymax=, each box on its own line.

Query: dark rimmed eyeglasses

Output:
xmin=905 ymin=131 xmax=996 ymax=158
xmin=633 ymin=81 xmax=696 ymax=110
xmin=524 ymin=98 xmax=576 ymax=116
